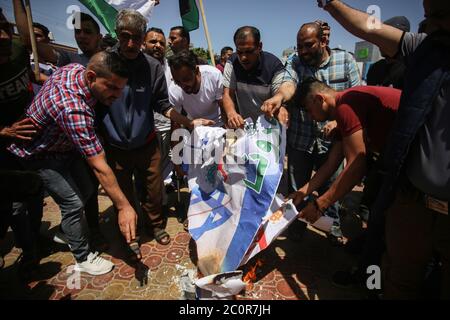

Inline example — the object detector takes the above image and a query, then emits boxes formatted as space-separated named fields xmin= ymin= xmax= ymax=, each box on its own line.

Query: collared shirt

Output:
xmin=223 ymin=51 xmax=288 ymax=122
xmin=284 ymin=48 xmax=361 ymax=153
xmin=8 ymin=64 xmax=102 ymax=159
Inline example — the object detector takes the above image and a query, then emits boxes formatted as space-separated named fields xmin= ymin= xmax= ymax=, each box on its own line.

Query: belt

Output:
xmin=424 ymin=195 xmax=448 ymax=216
xmin=402 ymin=179 xmax=449 ymax=215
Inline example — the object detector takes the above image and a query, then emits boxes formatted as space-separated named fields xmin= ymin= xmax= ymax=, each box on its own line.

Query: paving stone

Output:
xmin=100 ymin=282 xmax=126 ymax=300
xmin=0 ymin=191 xmax=366 ymax=300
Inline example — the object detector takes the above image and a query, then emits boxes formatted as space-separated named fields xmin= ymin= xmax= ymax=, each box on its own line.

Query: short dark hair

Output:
xmin=299 ymin=78 xmax=333 ymax=104
xmin=88 ymin=50 xmax=129 ymax=79
xmin=168 ymin=49 xmax=197 ymax=72
xmin=33 ymin=22 xmax=50 ymax=38
xmin=170 ymin=26 xmax=190 ymax=44
xmin=220 ymin=46 xmax=233 ymax=56
xmin=72 ymin=12 xmax=100 ymax=34
xmin=146 ymin=27 xmax=165 ymax=37
xmin=233 ymin=26 xmax=261 ymax=45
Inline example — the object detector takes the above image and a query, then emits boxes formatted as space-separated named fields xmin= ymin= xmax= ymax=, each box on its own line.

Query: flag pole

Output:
xmin=24 ymin=0 xmax=40 ymax=82
xmin=197 ymin=0 xmax=215 ymax=66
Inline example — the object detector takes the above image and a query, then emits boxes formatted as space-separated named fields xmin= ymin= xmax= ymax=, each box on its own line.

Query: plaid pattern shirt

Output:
xmin=284 ymin=49 xmax=361 ymax=153
xmin=9 ymin=64 xmax=103 ymax=160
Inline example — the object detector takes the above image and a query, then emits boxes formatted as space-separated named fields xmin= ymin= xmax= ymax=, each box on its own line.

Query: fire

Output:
xmin=243 ymin=259 xmax=264 ymax=283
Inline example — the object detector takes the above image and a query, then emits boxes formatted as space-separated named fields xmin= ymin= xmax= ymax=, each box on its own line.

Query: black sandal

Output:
xmin=182 ymin=218 xmax=189 ymax=232
xmin=154 ymin=229 xmax=171 ymax=245
xmin=328 ymin=234 xmax=348 ymax=247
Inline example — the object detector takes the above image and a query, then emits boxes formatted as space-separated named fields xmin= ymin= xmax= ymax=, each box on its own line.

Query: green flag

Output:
xmin=79 ymin=0 xmax=118 ymax=36
xmin=179 ymin=0 xmax=199 ymax=32
xmin=78 ymin=0 xmax=158 ymax=37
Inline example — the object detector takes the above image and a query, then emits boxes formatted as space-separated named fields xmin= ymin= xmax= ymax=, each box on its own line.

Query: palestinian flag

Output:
xmin=78 ymin=0 xmax=158 ymax=36
xmin=179 ymin=0 xmax=199 ymax=32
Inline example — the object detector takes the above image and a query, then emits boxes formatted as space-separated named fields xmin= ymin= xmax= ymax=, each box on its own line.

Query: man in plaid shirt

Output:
xmin=284 ymin=22 xmax=361 ymax=244
xmin=8 ymin=51 xmax=138 ymax=275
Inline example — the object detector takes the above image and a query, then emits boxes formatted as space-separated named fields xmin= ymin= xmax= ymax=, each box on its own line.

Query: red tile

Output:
xmin=116 ymin=264 xmax=135 ymax=279
xmin=165 ymin=248 xmax=184 ymax=262
xmin=91 ymin=271 xmax=115 ymax=288
xmin=276 ymin=281 xmax=296 ymax=298
xmin=174 ymin=233 xmax=191 ymax=245
xmin=140 ymin=244 xmax=153 ymax=256
xmin=143 ymin=255 xmax=162 ymax=270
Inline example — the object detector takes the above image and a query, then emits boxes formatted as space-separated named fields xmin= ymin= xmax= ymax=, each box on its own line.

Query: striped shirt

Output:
xmin=8 ymin=64 xmax=103 ymax=159
xmin=284 ymin=48 xmax=361 ymax=153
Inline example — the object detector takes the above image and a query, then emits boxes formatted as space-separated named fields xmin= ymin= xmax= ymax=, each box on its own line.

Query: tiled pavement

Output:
xmin=0 ymin=185 xmax=366 ymax=300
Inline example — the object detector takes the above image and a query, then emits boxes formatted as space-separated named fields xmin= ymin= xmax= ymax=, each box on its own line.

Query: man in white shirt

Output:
xmin=168 ymin=50 xmax=224 ymax=127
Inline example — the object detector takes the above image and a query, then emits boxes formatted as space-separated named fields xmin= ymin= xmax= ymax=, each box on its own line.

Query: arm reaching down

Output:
xmin=86 ymin=152 xmax=137 ymax=243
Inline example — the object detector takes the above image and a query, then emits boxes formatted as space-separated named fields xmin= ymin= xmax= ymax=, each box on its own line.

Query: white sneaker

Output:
xmin=53 ymin=230 xmax=68 ymax=245
xmin=74 ymin=252 xmax=114 ymax=275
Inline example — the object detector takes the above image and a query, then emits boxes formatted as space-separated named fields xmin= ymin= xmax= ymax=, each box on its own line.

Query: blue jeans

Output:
xmin=287 ymin=145 xmax=343 ymax=237
xmin=24 ymin=155 xmax=94 ymax=262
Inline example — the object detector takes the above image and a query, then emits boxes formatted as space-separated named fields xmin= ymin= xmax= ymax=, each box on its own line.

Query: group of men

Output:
xmin=0 ymin=0 xmax=449 ymax=300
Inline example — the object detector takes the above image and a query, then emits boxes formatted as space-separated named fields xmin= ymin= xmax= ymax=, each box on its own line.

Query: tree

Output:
xmin=192 ymin=47 xmax=210 ymax=62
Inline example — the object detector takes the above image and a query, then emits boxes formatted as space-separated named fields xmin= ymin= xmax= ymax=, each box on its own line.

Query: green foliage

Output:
xmin=192 ymin=47 xmax=210 ymax=62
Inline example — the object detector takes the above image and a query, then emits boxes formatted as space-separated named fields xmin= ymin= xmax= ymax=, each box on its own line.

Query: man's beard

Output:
xmin=304 ymin=49 xmax=323 ymax=67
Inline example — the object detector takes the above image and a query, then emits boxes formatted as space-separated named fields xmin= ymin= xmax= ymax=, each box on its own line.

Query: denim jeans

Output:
xmin=24 ymin=155 xmax=94 ymax=262
xmin=287 ymin=145 xmax=343 ymax=237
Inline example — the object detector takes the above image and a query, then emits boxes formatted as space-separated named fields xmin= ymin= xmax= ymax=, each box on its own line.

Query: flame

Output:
xmin=243 ymin=259 xmax=264 ymax=283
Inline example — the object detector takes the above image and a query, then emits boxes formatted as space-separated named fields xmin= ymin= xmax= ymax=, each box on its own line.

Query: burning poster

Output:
xmin=183 ymin=116 xmax=286 ymax=275
xmin=240 ymin=195 xmax=334 ymax=266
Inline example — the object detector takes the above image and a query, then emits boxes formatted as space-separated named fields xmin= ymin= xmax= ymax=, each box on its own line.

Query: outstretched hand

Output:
xmin=226 ymin=112 xmax=245 ymax=129
xmin=118 ymin=206 xmax=138 ymax=244
xmin=0 ymin=118 xmax=37 ymax=141
xmin=261 ymin=94 xmax=283 ymax=119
